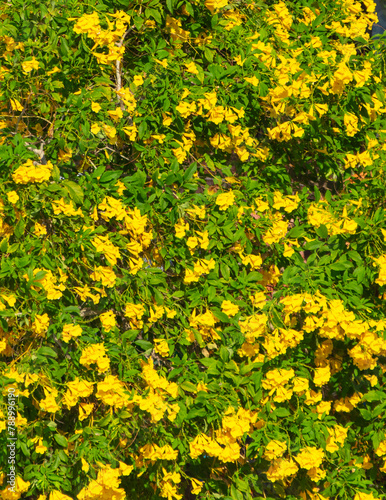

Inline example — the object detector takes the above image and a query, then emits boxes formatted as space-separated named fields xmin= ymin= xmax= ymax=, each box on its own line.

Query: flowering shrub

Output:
xmin=0 ymin=0 xmax=386 ymax=499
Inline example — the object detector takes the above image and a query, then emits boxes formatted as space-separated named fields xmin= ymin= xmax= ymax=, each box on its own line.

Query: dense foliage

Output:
xmin=1 ymin=0 xmax=386 ymax=499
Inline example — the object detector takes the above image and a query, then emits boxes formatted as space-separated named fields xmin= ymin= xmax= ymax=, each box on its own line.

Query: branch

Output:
xmin=24 ymin=140 xmax=48 ymax=165
xmin=116 ymin=28 xmax=132 ymax=111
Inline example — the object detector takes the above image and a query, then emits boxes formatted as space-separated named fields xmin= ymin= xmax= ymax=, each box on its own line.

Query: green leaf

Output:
xmin=0 ymin=238 xmax=8 ymax=252
xmin=183 ymin=163 xmax=197 ymax=181
xmin=353 ymin=266 xmax=366 ymax=283
xmin=221 ymin=263 xmax=230 ymax=280
xmin=135 ymin=340 xmax=153 ymax=350
xmin=219 ymin=345 xmax=229 ymax=362
xmin=180 ymin=380 xmax=197 ymax=392
xmin=99 ymin=170 xmax=123 ymax=184
xmin=54 ymin=434 xmax=68 ymax=447
xmin=275 ymin=407 xmax=290 ymax=417
xmin=315 ymin=225 xmax=328 ymax=239
xmin=287 ymin=225 xmax=305 ymax=238
xmin=204 ymin=47 xmax=214 ymax=62
xmin=184 ymin=2 xmax=194 ymax=16
xmin=52 ymin=164 xmax=61 ymax=182
xmin=359 ymin=409 xmax=372 ymax=420
xmin=36 ymin=346 xmax=57 ymax=358
xmin=62 ymin=180 xmax=84 ymax=205
xmin=14 ymin=219 xmax=25 ymax=239
xmin=330 ymin=262 xmax=347 ymax=271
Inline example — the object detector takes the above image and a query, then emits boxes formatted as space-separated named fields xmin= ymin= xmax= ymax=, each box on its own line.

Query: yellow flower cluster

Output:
xmin=184 ymin=257 xmax=216 ymax=284
xmin=264 ymin=440 xmax=287 ymax=461
xmin=160 ymin=469 xmax=182 ymax=500
xmin=40 ymin=386 xmax=60 ymax=413
xmin=78 ymin=463 xmax=132 ymax=500
xmin=79 ymin=343 xmax=110 ymax=373
xmin=124 ymin=301 xmax=145 ymax=329
xmin=63 ymin=378 xmax=94 ymax=408
xmin=74 ymin=283 xmax=104 ymax=304
xmin=189 ymin=406 xmax=257 ymax=464
xmin=134 ymin=359 xmax=180 ymax=422
xmin=32 ymin=313 xmax=50 ymax=337
xmin=263 ymin=219 xmax=288 ymax=245
xmin=23 ymin=268 xmax=65 ymax=300
xmin=262 ymin=368 xmax=295 ymax=402
xmin=266 ymin=457 xmax=299 ymax=482
xmin=138 ymin=443 xmax=178 ymax=462
xmin=90 ymin=266 xmax=117 ymax=287
xmin=205 ymin=0 xmax=228 ymax=14
xmin=295 ymin=447 xmax=325 ymax=470
xmin=62 ymin=323 xmax=82 ymax=343
xmin=154 ymin=339 xmax=169 ymax=357
xmin=96 ymin=375 xmax=129 ymax=408
xmin=189 ymin=308 xmax=220 ymax=341
xmin=12 ymin=159 xmax=53 ymax=184
xmin=73 ymin=11 xmax=131 ymax=65
xmin=165 ymin=15 xmax=190 ymax=45
xmin=216 ymin=190 xmax=235 ymax=211
xmin=99 ymin=310 xmax=116 ymax=332
xmin=92 ymin=235 xmax=121 ymax=266
xmin=98 ymin=196 xmax=126 ymax=221
xmin=325 ymin=425 xmax=348 ymax=452
xmin=307 ymin=201 xmax=358 ymax=235
xmin=52 ymin=198 xmax=83 ymax=217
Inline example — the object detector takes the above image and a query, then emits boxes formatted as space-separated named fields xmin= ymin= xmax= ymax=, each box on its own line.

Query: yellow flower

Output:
xmin=344 ymin=112 xmax=359 ymax=136
xmin=154 ymin=339 xmax=170 ymax=357
xmin=375 ymin=439 xmax=386 ymax=457
xmin=234 ymin=54 xmax=245 ymax=66
xmin=47 ymin=66 xmax=61 ymax=75
xmin=108 ymin=107 xmax=123 ymax=122
xmin=40 ymin=387 xmax=60 ymax=413
xmin=32 ymin=313 xmax=50 ymax=336
xmin=80 ymin=343 xmax=110 ymax=373
xmin=79 ymin=402 xmax=94 ymax=421
xmin=175 ymin=219 xmax=189 ymax=238
xmin=205 ymin=0 xmax=228 ymax=14
xmin=49 ymin=490 xmax=73 ymax=500
xmin=264 ymin=440 xmax=287 ymax=460
xmin=22 ymin=57 xmax=39 ymax=73
xmin=62 ymin=324 xmax=82 ymax=343
xmin=245 ymin=75 xmax=259 ymax=86
xmin=295 ymin=447 xmax=324 ymax=470
xmin=90 ymin=266 xmax=117 ymax=287
xmin=7 ymin=191 xmax=19 ymax=204
xmin=100 ymin=310 xmax=116 ymax=332
xmin=154 ymin=57 xmax=168 ymax=68
xmin=13 ymin=159 xmax=53 ymax=184
xmin=191 ymin=478 xmax=204 ymax=494
xmin=91 ymin=123 xmax=101 ymax=134
xmin=133 ymin=74 xmax=144 ymax=86
xmin=313 ymin=365 xmax=331 ymax=387
xmin=354 ymin=493 xmax=378 ymax=500
xmin=221 ymin=300 xmax=239 ymax=317
xmin=58 ymin=148 xmax=73 ymax=162
xmin=216 ymin=190 xmax=235 ymax=210
xmin=35 ymin=437 xmax=48 ymax=454
xmin=91 ymin=101 xmax=101 ymax=112
xmin=81 ymin=457 xmax=89 ymax=473
xmin=185 ymin=61 xmax=199 ymax=74
xmin=10 ymin=98 xmax=23 ymax=111
xmin=187 ymin=236 xmax=198 ymax=252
